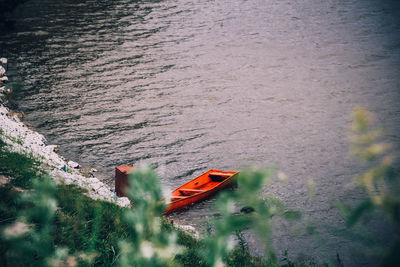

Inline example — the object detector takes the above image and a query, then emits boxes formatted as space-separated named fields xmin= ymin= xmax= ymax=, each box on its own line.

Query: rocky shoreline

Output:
xmin=0 ymin=58 xmax=201 ymax=238
xmin=0 ymin=58 xmax=130 ymax=207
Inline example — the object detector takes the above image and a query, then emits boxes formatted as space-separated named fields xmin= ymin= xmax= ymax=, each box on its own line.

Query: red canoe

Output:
xmin=164 ymin=169 xmax=239 ymax=214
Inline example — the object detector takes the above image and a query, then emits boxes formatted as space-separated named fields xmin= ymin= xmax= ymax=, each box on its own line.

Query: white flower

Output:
xmin=140 ymin=241 xmax=154 ymax=259
xmin=3 ymin=221 xmax=31 ymax=238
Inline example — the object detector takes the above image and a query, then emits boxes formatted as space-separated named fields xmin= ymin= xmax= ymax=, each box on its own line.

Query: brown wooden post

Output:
xmin=115 ymin=165 xmax=134 ymax=197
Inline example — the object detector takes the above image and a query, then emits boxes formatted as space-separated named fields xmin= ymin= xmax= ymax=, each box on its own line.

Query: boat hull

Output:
xmin=164 ymin=169 xmax=238 ymax=214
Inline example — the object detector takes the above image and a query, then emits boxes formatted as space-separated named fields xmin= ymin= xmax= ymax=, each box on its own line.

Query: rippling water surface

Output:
xmin=1 ymin=0 xmax=400 ymax=264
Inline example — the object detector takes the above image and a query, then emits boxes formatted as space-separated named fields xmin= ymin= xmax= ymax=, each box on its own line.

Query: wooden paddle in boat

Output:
xmin=164 ymin=169 xmax=239 ymax=214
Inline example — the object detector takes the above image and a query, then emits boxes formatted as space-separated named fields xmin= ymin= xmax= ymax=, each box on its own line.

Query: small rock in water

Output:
xmin=0 ymin=58 xmax=7 ymax=64
xmin=90 ymin=168 xmax=97 ymax=172
xmin=68 ymin=160 xmax=80 ymax=169
xmin=0 ymin=66 xmax=5 ymax=76
xmin=0 ymin=76 xmax=8 ymax=82
xmin=240 ymin=206 xmax=255 ymax=214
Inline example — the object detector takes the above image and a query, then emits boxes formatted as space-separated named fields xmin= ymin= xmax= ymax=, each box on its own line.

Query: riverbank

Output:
xmin=0 ymin=58 xmax=205 ymax=236
xmin=0 ymin=102 xmax=131 ymax=207
xmin=1 ymin=59 xmax=274 ymax=267
xmin=0 ymin=58 xmax=211 ymax=266
xmin=0 ymin=58 xmax=130 ymax=207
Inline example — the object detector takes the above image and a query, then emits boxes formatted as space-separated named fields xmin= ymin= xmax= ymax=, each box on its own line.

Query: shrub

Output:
xmin=336 ymin=107 xmax=400 ymax=265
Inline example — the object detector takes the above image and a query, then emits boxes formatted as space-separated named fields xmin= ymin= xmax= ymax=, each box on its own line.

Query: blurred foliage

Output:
xmin=2 ymin=175 xmax=65 ymax=266
xmin=337 ymin=107 xmax=400 ymax=265
xmin=200 ymin=168 xmax=292 ymax=267
xmin=118 ymin=166 xmax=182 ymax=267
xmin=0 ymin=136 xmax=184 ymax=267
xmin=119 ymin=166 xmax=295 ymax=267
xmin=3 ymin=106 xmax=399 ymax=266
xmin=0 ymin=129 xmax=298 ymax=267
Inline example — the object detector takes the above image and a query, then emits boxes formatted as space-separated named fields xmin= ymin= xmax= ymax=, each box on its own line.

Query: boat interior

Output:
xmin=172 ymin=171 xmax=232 ymax=199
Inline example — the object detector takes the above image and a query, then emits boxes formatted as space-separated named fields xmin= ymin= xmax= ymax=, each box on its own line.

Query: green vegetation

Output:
xmin=0 ymin=138 xmax=42 ymax=188
xmin=0 ymin=138 xmax=131 ymax=266
xmin=115 ymin=165 xmax=297 ymax=267
xmin=335 ymin=108 xmax=400 ymax=266
xmin=0 ymin=135 xmax=275 ymax=266
xmin=0 ymin=107 xmax=399 ymax=266
xmin=0 ymin=129 xmax=25 ymax=146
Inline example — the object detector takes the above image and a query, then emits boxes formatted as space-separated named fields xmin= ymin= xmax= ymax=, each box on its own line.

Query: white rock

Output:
xmin=87 ymin=177 xmax=100 ymax=184
xmin=0 ymin=76 xmax=8 ymax=82
xmin=91 ymin=182 xmax=102 ymax=191
xmin=91 ymin=181 xmax=103 ymax=193
xmin=68 ymin=160 xmax=80 ymax=169
xmin=117 ymin=197 xmax=131 ymax=207
xmin=0 ymin=66 xmax=5 ymax=76
xmin=0 ymin=58 xmax=7 ymax=64
xmin=46 ymin=145 xmax=58 ymax=153
xmin=0 ymin=106 xmax=7 ymax=115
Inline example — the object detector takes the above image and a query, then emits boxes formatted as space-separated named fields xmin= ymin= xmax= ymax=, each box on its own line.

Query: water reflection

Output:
xmin=1 ymin=0 xmax=400 ymax=264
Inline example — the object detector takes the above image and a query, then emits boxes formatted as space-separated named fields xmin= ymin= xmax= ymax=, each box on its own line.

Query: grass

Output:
xmin=0 ymin=138 xmax=42 ymax=188
xmin=0 ymin=138 xmax=134 ymax=265
xmin=1 ymin=136 xmax=263 ymax=266
xmin=0 ymin=138 xmax=147 ymax=265
xmin=0 ymin=134 xmax=281 ymax=267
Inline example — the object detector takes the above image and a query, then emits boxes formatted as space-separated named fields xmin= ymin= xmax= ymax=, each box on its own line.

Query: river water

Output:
xmin=1 ymin=0 xmax=400 ymax=265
